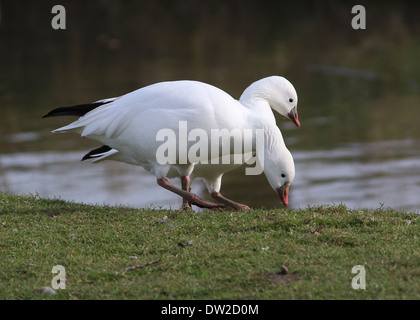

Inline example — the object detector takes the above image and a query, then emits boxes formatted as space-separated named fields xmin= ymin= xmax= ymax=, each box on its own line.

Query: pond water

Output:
xmin=1 ymin=2 xmax=420 ymax=213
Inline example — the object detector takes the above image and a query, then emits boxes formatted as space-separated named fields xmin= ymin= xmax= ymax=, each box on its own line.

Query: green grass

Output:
xmin=1 ymin=193 xmax=419 ymax=300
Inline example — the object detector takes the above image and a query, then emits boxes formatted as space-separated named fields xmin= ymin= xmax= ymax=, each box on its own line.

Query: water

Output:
xmin=1 ymin=1 xmax=420 ymax=213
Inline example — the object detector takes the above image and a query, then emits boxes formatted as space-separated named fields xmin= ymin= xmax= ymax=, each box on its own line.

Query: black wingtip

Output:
xmin=81 ymin=145 xmax=112 ymax=161
xmin=42 ymin=100 xmax=114 ymax=119
xmin=42 ymin=110 xmax=60 ymax=118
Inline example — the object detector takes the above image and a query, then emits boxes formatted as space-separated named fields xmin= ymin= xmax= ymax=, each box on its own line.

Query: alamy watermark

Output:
xmin=50 ymin=5 xmax=366 ymax=31
xmin=351 ymin=5 xmax=366 ymax=30
xmin=351 ymin=265 xmax=366 ymax=290
xmin=51 ymin=265 xmax=66 ymax=290
xmin=156 ymin=121 xmax=264 ymax=175
xmin=51 ymin=5 xmax=66 ymax=30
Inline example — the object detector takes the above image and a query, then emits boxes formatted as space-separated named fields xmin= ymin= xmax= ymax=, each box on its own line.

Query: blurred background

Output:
xmin=1 ymin=0 xmax=419 ymax=212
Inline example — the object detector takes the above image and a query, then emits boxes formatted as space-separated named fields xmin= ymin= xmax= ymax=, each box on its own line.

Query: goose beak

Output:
xmin=276 ymin=184 xmax=289 ymax=207
xmin=287 ymin=107 xmax=300 ymax=127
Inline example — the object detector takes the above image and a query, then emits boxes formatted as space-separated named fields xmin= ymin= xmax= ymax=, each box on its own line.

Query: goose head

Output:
xmin=240 ymin=76 xmax=300 ymax=127
xmin=263 ymin=144 xmax=295 ymax=207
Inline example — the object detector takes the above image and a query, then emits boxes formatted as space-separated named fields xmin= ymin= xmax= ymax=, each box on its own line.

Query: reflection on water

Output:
xmin=0 ymin=150 xmax=182 ymax=209
xmin=293 ymin=140 xmax=420 ymax=212
xmin=1 ymin=2 xmax=420 ymax=213
xmin=1 ymin=139 xmax=419 ymax=213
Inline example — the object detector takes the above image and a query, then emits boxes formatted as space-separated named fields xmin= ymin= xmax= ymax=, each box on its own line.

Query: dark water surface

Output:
xmin=1 ymin=1 xmax=420 ymax=212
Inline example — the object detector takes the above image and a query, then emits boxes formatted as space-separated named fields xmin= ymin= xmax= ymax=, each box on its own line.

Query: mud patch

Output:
xmin=267 ymin=272 xmax=301 ymax=285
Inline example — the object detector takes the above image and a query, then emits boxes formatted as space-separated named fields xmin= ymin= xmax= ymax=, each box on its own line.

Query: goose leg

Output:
xmin=211 ymin=192 xmax=251 ymax=211
xmin=157 ymin=178 xmax=225 ymax=209
xmin=180 ymin=176 xmax=193 ymax=210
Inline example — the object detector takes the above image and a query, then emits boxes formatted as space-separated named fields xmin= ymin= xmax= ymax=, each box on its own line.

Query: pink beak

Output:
xmin=276 ymin=184 xmax=289 ymax=207
xmin=287 ymin=107 xmax=300 ymax=127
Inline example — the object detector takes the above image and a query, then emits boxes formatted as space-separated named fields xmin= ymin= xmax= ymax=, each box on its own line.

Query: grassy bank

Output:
xmin=0 ymin=193 xmax=419 ymax=300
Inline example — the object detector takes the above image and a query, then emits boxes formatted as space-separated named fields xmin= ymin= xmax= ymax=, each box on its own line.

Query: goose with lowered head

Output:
xmin=43 ymin=76 xmax=298 ymax=210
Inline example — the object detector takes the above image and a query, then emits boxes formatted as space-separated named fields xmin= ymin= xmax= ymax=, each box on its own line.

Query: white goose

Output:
xmin=43 ymin=76 xmax=299 ymax=210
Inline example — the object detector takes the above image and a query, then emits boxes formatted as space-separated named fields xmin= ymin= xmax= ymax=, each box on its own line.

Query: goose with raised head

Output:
xmin=43 ymin=76 xmax=298 ymax=210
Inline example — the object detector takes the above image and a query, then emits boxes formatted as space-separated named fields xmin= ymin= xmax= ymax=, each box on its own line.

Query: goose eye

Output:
xmin=289 ymin=98 xmax=293 ymax=103
xmin=281 ymin=174 xmax=286 ymax=178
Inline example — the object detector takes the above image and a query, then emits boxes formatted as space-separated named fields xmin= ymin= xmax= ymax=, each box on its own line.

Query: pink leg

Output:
xmin=211 ymin=192 xmax=251 ymax=211
xmin=157 ymin=178 xmax=225 ymax=209
xmin=180 ymin=176 xmax=192 ymax=210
